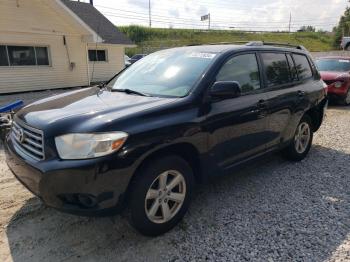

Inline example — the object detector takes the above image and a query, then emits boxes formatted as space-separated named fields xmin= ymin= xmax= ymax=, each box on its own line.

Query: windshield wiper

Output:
xmin=112 ymin=88 xmax=151 ymax=97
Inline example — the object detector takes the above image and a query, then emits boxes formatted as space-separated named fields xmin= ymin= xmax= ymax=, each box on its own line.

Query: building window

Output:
xmin=0 ymin=45 xmax=50 ymax=66
xmin=35 ymin=47 xmax=50 ymax=65
xmin=89 ymin=50 xmax=107 ymax=62
xmin=0 ymin=46 xmax=9 ymax=66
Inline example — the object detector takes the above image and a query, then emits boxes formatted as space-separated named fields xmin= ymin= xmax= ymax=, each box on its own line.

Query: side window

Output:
xmin=216 ymin=53 xmax=261 ymax=93
xmin=287 ymin=54 xmax=298 ymax=81
xmin=292 ymin=54 xmax=313 ymax=80
xmin=261 ymin=53 xmax=290 ymax=87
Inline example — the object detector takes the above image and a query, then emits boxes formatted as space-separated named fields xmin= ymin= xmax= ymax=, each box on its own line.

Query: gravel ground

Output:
xmin=0 ymin=90 xmax=349 ymax=262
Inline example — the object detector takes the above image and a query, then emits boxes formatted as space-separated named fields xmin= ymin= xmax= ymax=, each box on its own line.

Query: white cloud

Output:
xmin=90 ymin=0 xmax=348 ymax=31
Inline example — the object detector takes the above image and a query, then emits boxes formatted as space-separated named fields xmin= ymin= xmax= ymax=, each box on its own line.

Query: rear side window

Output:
xmin=261 ymin=53 xmax=290 ymax=87
xmin=216 ymin=53 xmax=261 ymax=93
xmin=293 ymin=54 xmax=313 ymax=80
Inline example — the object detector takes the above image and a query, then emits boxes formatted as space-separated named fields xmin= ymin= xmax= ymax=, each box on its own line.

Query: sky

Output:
xmin=82 ymin=0 xmax=348 ymax=31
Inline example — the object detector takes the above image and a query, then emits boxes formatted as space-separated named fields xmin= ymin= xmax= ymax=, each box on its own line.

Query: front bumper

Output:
xmin=5 ymin=135 xmax=134 ymax=216
xmin=327 ymin=86 xmax=349 ymax=100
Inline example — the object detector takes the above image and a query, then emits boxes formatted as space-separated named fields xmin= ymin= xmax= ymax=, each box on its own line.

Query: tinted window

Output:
xmin=8 ymin=46 xmax=36 ymax=65
xmin=35 ymin=47 xmax=49 ymax=65
xmin=293 ymin=54 xmax=313 ymax=80
xmin=0 ymin=46 xmax=9 ymax=66
xmin=287 ymin=54 xmax=297 ymax=81
xmin=88 ymin=50 xmax=107 ymax=62
xmin=216 ymin=54 xmax=261 ymax=93
xmin=261 ymin=53 xmax=290 ymax=87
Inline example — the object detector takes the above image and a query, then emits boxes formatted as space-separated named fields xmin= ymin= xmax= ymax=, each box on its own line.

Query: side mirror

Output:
xmin=210 ymin=81 xmax=241 ymax=99
xmin=98 ymin=81 xmax=107 ymax=88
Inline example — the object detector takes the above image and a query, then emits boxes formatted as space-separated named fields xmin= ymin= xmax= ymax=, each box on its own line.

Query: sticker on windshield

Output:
xmin=188 ymin=52 xmax=217 ymax=59
xmin=339 ymin=59 xmax=350 ymax=63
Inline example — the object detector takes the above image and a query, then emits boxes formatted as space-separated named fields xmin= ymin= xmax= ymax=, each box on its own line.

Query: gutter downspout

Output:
xmin=85 ymin=43 xmax=91 ymax=86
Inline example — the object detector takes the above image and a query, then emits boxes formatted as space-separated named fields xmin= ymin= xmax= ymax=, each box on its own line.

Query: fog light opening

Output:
xmin=77 ymin=194 xmax=98 ymax=208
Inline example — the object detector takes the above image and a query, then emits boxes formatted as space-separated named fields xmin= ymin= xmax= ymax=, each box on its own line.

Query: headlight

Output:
xmin=55 ymin=132 xmax=128 ymax=159
xmin=334 ymin=81 xmax=344 ymax=88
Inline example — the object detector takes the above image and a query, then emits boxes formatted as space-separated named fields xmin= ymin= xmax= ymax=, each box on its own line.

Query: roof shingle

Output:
xmin=61 ymin=0 xmax=133 ymax=45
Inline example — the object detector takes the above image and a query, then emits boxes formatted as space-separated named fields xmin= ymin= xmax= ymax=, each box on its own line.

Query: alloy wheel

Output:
xmin=294 ymin=122 xmax=311 ymax=154
xmin=145 ymin=170 xmax=186 ymax=224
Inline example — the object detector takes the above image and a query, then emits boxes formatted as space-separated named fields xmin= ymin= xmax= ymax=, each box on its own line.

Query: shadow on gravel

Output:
xmin=328 ymin=105 xmax=350 ymax=112
xmin=5 ymin=145 xmax=350 ymax=261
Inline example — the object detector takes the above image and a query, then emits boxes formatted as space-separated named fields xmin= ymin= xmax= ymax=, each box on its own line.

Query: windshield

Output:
xmin=316 ymin=59 xmax=350 ymax=72
xmin=108 ymin=49 xmax=217 ymax=97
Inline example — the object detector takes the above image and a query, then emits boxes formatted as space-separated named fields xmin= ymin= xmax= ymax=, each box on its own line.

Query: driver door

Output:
xmin=204 ymin=52 xmax=270 ymax=170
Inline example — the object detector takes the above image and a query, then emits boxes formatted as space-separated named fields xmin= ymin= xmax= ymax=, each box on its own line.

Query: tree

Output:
xmin=333 ymin=7 xmax=350 ymax=48
xmin=298 ymin=25 xmax=316 ymax=32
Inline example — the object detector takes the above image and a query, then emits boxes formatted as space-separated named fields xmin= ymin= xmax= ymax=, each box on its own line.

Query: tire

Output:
xmin=128 ymin=155 xmax=194 ymax=236
xmin=282 ymin=115 xmax=313 ymax=161
xmin=346 ymin=44 xmax=350 ymax=51
xmin=341 ymin=89 xmax=350 ymax=106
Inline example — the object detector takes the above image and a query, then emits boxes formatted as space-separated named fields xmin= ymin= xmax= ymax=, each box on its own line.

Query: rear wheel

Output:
xmin=341 ymin=89 xmax=350 ymax=105
xmin=128 ymin=155 xmax=194 ymax=236
xmin=282 ymin=115 xmax=313 ymax=161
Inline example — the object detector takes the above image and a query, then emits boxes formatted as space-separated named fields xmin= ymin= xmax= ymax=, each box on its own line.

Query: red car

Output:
xmin=315 ymin=57 xmax=350 ymax=105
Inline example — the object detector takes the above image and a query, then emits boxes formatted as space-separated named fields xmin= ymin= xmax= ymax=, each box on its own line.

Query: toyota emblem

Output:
xmin=17 ymin=128 xmax=25 ymax=143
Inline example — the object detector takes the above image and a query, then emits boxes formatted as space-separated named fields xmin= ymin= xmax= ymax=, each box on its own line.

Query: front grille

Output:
xmin=11 ymin=120 xmax=44 ymax=161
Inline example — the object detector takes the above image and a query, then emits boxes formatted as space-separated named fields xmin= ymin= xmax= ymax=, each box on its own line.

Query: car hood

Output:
xmin=15 ymin=87 xmax=177 ymax=132
xmin=320 ymin=71 xmax=350 ymax=81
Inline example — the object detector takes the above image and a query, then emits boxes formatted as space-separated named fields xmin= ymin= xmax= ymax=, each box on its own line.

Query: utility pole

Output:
xmin=149 ymin=0 xmax=152 ymax=27
xmin=288 ymin=12 xmax=291 ymax=33
xmin=208 ymin=13 xmax=211 ymax=30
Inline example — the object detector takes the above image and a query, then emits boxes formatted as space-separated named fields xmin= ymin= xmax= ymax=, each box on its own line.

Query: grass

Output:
xmin=118 ymin=26 xmax=335 ymax=56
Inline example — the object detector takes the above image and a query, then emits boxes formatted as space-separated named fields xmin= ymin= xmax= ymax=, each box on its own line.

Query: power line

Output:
xmin=97 ymin=0 xmax=344 ymax=21
xmin=95 ymin=5 xmax=338 ymax=26
xmin=101 ymin=10 xmax=337 ymax=30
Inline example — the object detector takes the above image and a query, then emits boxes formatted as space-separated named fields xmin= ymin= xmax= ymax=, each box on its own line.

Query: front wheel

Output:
xmin=128 ymin=155 xmax=194 ymax=236
xmin=282 ymin=115 xmax=313 ymax=161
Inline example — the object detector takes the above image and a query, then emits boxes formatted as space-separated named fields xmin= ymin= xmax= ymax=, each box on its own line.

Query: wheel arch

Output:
xmin=123 ymin=142 xmax=203 ymax=204
xmin=346 ymin=42 xmax=350 ymax=50
xmin=303 ymin=103 xmax=324 ymax=132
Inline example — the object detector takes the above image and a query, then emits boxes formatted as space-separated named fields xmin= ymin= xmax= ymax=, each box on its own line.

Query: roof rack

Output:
xmin=245 ymin=41 xmax=307 ymax=50
xmin=187 ymin=41 xmax=307 ymax=50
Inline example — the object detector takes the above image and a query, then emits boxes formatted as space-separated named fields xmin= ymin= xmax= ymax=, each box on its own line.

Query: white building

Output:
xmin=0 ymin=0 xmax=134 ymax=94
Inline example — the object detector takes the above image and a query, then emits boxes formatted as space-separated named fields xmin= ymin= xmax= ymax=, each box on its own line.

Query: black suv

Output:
xmin=5 ymin=42 xmax=327 ymax=236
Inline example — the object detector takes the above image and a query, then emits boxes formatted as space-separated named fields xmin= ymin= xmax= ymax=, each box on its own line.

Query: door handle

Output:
xmin=297 ymin=90 xmax=306 ymax=97
xmin=257 ymin=100 xmax=268 ymax=109
xmin=250 ymin=100 xmax=268 ymax=114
